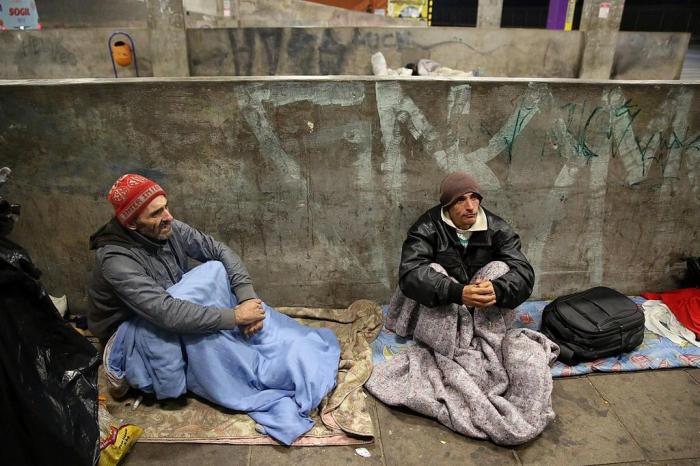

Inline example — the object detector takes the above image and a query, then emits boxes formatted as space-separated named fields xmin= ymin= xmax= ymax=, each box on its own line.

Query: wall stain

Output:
xmin=258 ymin=29 xmax=283 ymax=75
xmin=15 ymin=35 xmax=78 ymax=68
xmin=287 ymin=29 xmax=317 ymax=74
xmin=319 ymin=30 xmax=347 ymax=75
xmin=227 ymin=28 xmax=255 ymax=76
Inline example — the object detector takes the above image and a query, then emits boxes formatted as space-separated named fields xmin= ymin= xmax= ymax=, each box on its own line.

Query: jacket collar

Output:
xmin=89 ymin=217 xmax=167 ymax=253
xmin=440 ymin=206 xmax=488 ymax=233
xmin=467 ymin=228 xmax=491 ymax=247
xmin=430 ymin=205 xmax=493 ymax=248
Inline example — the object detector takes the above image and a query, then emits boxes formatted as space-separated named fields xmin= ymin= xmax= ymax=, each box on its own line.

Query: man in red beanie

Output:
xmin=87 ymin=175 xmax=342 ymax=444
xmin=386 ymin=171 xmax=535 ymax=335
xmin=88 ymin=173 xmax=265 ymax=340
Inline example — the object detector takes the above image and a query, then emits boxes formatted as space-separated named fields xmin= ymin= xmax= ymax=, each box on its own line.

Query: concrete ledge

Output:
xmin=3 ymin=76 xmax=700 ymax=86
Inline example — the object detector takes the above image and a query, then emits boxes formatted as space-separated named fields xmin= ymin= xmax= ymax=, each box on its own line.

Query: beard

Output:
xmin=137 ymin=220 xmax=172 ymax=240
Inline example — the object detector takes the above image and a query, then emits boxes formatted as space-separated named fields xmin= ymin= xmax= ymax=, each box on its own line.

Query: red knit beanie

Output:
xmin=107 ymin=174 xmax=166 ymax=225
xmin=439 ymin=172 xmax=482 ymax=207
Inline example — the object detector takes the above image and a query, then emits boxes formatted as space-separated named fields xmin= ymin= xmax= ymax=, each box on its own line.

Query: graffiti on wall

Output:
xmin=234 ymin=82 xmax=393 ymax=289
xmin=233 ymin=80 xmax=698 ymax=296
xmin=14 ymin=34 xmax=77 ymax=66
xmin=190 ymin=28 xmax=416 ymax=76
xmin=4 ymin=79 xmax=696 ymax=305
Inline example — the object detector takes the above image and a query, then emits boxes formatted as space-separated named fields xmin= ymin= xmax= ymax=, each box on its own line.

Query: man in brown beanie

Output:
xmin=388 ymin=171 xmax=535 ymax=329
xmin=366 ymin=175 xmax=556 ymax=446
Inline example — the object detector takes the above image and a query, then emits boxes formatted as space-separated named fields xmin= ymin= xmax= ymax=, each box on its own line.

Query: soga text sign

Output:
xmin=0 ymin=0 xmax=39 ymax=30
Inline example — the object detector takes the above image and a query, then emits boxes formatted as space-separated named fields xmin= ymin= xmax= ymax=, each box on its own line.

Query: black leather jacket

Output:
xmin=398 ymin=205 xmax=534 ymax=309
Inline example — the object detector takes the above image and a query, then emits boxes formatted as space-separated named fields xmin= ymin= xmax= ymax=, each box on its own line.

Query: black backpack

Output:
xmin=540 ymin=286 xmax=645 ymax=365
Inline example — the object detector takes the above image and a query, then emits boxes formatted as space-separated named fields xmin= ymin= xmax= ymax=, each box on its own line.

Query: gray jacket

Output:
xmin=88 ymin=218 xmax=257 ymax=339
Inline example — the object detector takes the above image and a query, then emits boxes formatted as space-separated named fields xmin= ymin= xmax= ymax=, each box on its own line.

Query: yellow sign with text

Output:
xmin=387 ymin=0 xmax=428 ymax=22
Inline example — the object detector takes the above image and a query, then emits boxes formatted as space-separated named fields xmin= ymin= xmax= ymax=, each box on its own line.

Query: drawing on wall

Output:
xmin=235 ymin=80 xmax=698 ymax=297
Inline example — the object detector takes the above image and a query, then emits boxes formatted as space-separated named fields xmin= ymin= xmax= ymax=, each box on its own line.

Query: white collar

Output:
xmin=441 ymin=206 xmax=488 ymax=234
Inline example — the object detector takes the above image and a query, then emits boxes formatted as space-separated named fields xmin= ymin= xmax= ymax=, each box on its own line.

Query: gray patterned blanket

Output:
xmin=365 ymin=287 xmax=559 ymax=446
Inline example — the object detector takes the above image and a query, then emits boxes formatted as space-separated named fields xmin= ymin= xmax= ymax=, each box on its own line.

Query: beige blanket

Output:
xmin=100 ymin=300 xmax=382 ymax=446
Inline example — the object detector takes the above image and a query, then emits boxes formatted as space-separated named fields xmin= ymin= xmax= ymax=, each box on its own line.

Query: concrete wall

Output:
xmin=579 ymin=0 xmax=625 ymax=79
xmin=612 ymin=32 xmax=690 ymax=80
xmin=476 ymin=0 xmax=503 ymax=28
xmin=187 ymin=28 xmax=690 ymax=79
xmin=0 ymin=27 xmax=688 ymax=80
xmin=0 ymin=29 xmax=153 ymax=78
xmin=188 ymin=27 xmax=585 ymax=77
xmin=147 ymin=0 xmax=190 ymax=77
xmin=1 ymin=77 xmax=698 ymax=314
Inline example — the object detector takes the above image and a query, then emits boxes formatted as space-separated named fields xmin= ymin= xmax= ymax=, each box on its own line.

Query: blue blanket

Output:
xmin=107 ymin=261 xmax=341 ymax=445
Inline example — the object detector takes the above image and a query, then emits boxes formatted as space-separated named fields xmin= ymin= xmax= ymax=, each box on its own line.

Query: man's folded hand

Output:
xmin=234 ymin=298 xmax=265 ymax=325
xmin=461 ymin=280 xmax=496 ymax=308
xmin=242 ymin=320 xmax=264 ymax=337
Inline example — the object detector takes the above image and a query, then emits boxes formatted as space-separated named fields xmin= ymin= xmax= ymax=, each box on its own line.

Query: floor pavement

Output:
xmin=122 ymin=367 xmax=699 ymax=466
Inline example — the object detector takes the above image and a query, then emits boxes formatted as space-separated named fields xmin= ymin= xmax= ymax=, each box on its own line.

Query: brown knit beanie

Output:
xmin=439 ymin=172 xmax=482 ymax=206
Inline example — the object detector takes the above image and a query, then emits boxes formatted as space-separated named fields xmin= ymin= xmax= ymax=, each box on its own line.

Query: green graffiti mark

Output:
xmin=503 ymin=104 xmax=536 ymax=162
xmin=560 ymin=101 xmax=603 ymax=160
xmin=623 ymin=127 xmax=699 ymax=178
xmin=561 ymin=102 xmax=577 ymax=132
xmin=540 ymin=130 xmax=549 ymax=160
xmin=558 ymin=97 xmax=698 ymax=180
xmin=658 ymin=128 xmax=700 ymax=176
xmin=638 ymin=132 xmax=660 ymax=177
xmin=579 ymin=106 xmax=603 ymax=159
xmin=687 ymin=134 xmax=700 ymax=151
xmin=611 ymin=98 xmax=642 ymax=160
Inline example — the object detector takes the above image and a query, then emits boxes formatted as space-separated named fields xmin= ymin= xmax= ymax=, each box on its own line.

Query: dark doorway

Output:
xmin=431 ymin=0 xmax=478 ymax=27
xmin=501 ymin=0 xmax=549 ymax=28
xmin=621 ymin=0 xmax=700 ymax=42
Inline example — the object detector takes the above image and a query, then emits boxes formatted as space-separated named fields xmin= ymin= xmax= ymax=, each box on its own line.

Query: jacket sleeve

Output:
xmin=490 ymin=226 xmax=535 ymax=309
xmin=398 ymin=222 xmax=465 ymax=308
xmin=175 ymin=220 xmax=258 ymax=302
xmin=100 ymin=250 xmax=237 ymax=334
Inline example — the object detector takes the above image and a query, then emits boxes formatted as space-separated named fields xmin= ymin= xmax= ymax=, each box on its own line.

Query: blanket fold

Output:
xmin=107 ymin=261 xmax=341 ymax=445
xmin=366 ymin=283 xmax=559 ymax=446
xmin=102 ymin=272 xmax=382 ymax=446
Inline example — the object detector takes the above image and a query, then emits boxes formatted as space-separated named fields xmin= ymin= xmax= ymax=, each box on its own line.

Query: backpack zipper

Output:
xmin=580 ymin=296 xmax=641 ymax=327
xmin=551 ymin=308 xmax=642 ymax=337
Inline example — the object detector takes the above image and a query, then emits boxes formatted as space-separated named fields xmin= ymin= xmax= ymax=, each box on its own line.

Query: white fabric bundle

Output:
xmin=642 ymin=300 xmax=700 ymax=347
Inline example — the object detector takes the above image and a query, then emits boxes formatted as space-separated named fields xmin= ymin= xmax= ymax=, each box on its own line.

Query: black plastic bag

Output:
xmin=0 ymin=236 xmax=100 ymax=466
xmin=687 ymin=257 xmax=700 ymax=287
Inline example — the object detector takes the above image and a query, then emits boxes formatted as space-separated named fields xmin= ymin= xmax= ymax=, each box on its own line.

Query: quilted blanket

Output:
xmin=366 ymin=290 xmax=559 ymax=446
